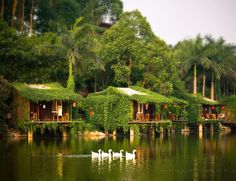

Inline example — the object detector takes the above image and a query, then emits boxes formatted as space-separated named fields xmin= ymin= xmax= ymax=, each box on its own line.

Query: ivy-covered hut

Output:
xmin=82 ymin=86 xmax=188 ymax=132
xmin=173 ymin=88 xmax=225 ymax=122
xmin=12 ymin=83 xmax=81 ymax=124
xmin=200 ymin=97 xmax=225 ymax=120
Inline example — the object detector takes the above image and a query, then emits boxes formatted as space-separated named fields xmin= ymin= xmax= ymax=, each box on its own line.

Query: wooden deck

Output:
xmin=32 ymin=121 xmax=73 ymax=124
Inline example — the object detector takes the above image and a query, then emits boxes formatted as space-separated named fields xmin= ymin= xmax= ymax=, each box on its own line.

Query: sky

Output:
xmin=122 ymin=0 xmax=236 ymax=46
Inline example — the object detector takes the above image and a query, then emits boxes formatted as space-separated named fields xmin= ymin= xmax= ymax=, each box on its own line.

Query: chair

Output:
xmin=218 ymin=114 xmax=225 ymax=119
xmin=62 ymin=113 xmax=69 ymax=122
xmin=155 ymin=114 xmax=160 ymax=122
xmin=52 ymin=113 xmax=57 ymax=121
xmin=136 ymin=113 xmax=141 ymax=121
xmin=205 ymin=114 xmax=210 ymax=119
xmin=145 ymin=114 xmax=150 ymax=121
xmin=212 ymin=114 xmax=216 ymax=119
xmin=136 ymin=112 xmax=144 ymax=122
xmin=32 ymin=113 xmax=38 ymax=121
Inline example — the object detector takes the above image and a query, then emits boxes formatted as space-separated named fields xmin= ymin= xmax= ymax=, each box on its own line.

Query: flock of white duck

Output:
xmin=91 ymin=149 xmax=136 ymax=160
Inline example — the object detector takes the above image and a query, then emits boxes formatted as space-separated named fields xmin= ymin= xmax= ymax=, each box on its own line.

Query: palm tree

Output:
xmin=175 ymin=35 xmax=211 ymax=96
xmin=61 ymin=17 xmax=104 ymax=92
xmin=205 ymin=36 xmax=236 ymax=98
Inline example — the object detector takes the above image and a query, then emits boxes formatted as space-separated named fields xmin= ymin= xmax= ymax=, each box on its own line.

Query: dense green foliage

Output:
xmin=12 ymin=82 xmax=81 ymax=101
xmin=100 ymin=10 xmax=177 ymax=95
xmin=17 ymin=120 xmax=94 ymax=134
xmin=1 ymin=0 xmax=123 ymax=33
xmin=222 ymin=96 xmax=236 ymax=121
xmin=0 ymin=76 xmax=13 ymax=133
xmin=0 ymin=21 xmax=67 ymax=83
xmin=82 ymin=94 xmax=132 ymax=132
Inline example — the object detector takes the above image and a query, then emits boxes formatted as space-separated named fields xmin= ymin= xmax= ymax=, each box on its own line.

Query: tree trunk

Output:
xmin=210 ymin=72 xmax=214 ymax=100
xmin=1 ymin=0 xmax=4 ymax=19
xmin=21 ymin=0 xmax=25 ymax=32
xmin=215 ymin=78 xmax=221 ymax=100
xmin=128 ymin=49 xmax=132 ymax=86
xmin=193 ymin=62 xmax=197 ymax=95
xmin=12 ymin=0 xmax=18 ymax=27
xmin=202 ymin=69 xmax=205 ymax=97
xmin=223 ymin=81 xmax=226 ymax=96
xmin=29 ymin=0 xmax=34 ymax=36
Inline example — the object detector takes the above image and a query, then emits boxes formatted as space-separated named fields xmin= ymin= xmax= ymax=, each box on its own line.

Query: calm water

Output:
xmin=1 ymin=134 xmax=236 ymax=181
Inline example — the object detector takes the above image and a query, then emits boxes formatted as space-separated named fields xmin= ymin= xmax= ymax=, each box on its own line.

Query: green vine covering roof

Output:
xmin=187 ymin=93 xmax=220 ymax=105
xmin=90 ymin=86 xmax=188 ymax=105
xmin=12 ymin=82 xmax=82 ymax=102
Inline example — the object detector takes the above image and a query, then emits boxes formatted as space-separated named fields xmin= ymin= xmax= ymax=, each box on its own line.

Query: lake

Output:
xmin=1 ymin=133 xmax=236 ymax=181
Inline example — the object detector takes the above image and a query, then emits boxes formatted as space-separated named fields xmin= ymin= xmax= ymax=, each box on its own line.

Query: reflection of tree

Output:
xmin=57 ymin=155 xmax=63 ymax=178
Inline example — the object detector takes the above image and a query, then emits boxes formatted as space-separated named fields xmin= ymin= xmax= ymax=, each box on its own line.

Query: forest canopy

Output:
xmin=0 ymin=0 xmax=235 ymax=97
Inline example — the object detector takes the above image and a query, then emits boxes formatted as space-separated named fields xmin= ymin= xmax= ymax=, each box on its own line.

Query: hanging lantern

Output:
xmin=73 ymin=101 xmax=77 ymax=108
xmin=221 ymin=105 xmax=225 ymax=110
xmin=163 ymin=104 xmax=168 ymax=109
xmin=211 ymin=105 xmax=215 ymax=110
xmin=145 ymin=103 xmax=149 ymax=109
xmin=89 ymin=111 xmax=94 ymax=117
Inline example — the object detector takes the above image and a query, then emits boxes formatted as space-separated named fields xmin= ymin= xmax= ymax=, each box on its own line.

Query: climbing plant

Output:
xmin=82 ymin=94 xmax=132 ymax=132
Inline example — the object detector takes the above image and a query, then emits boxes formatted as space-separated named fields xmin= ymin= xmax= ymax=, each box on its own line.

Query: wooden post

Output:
xmin=28 ymin=130 xmax=33 ymax=139
xmin=150 ymin=126 xmax=155 ymax=136
xmin=62 ymin=127 xmax=67 ymax=137
xmin=171 ymin=127 xmax=175 ymax=134
xmin=198 ymin=124 xmax=203 ymax=132
xmin=198 ymin=123 xmax=203 ymax=139
xmin=159 ymin=126 xmax=164 ymax=134
xmin=130 ymin=128 xmax=134 ymax=136
xmin=210 ymin=123 xmax=214 ymax=134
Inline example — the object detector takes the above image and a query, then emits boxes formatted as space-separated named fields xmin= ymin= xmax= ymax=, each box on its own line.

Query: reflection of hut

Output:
xmin=12 ymin=83 xmax=81 ymax=123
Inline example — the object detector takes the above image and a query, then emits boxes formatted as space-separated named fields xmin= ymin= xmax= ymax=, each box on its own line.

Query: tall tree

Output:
xmin=0 ymin=0 xmax=4 ymax=19
xmin=12 ymin=0 xmax=18 ymax=27
xmin=20 ymin=0 xmax=25 ymax=32
xmin=61 ymin=17 xmax=104 ymax=92
xmin=175 ymin=35 xmax=211 ymax=96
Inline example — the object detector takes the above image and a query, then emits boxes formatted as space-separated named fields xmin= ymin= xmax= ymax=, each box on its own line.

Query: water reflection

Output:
xmin=0 ymin=134 xmax=236 ymax=180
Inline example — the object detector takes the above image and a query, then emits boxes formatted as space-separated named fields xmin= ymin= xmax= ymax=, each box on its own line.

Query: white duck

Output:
xmin=125 ymin=149 xmax=136 ymax=159
xmin=91 ymin=149 xmax=102 ymax=158
xmin=113 ymin=150 xmax=124 ymax=158
xmin=101 ymin=149 xmax=112 ymax=158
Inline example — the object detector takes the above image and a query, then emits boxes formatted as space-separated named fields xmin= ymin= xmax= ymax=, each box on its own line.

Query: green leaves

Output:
xmin=112 ymin=64 xmax=130 ymax=86
xmin=12 ymin=82 xmax=81 ymax=102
